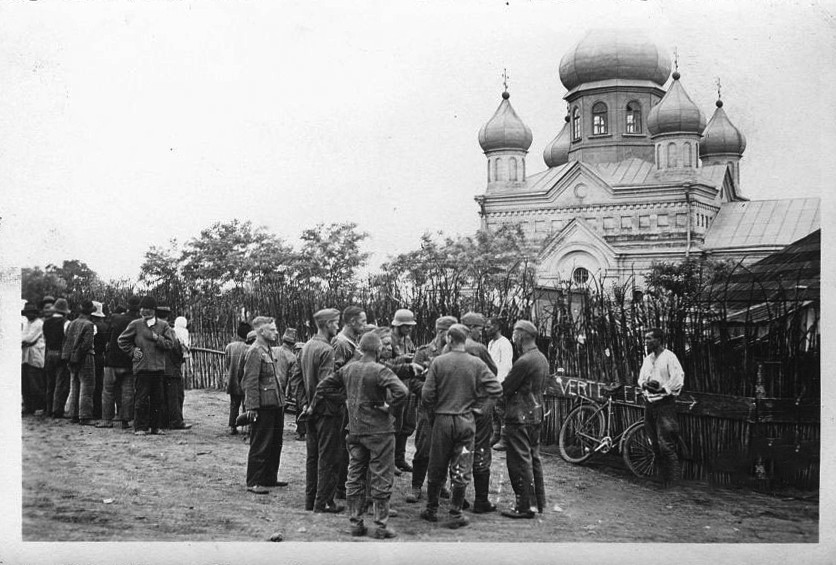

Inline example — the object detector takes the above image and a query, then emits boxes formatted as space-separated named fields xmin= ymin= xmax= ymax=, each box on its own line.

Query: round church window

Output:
xmin=573 ymin=267 xmax=590 ymax=285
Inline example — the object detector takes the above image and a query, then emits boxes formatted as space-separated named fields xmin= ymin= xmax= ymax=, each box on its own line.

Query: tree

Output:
xmin=179 ymin=220 xmax=294 ymax=294
xmin=21 ymin=267 xmax=66 ymax=303
xmin=139 ymin=239 xmax=181 ymax=287
xmin=295 ymin=222 xmax=370 ymax=299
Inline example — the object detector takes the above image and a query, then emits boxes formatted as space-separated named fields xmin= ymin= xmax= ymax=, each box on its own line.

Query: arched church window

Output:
xmin=667 ymin=142 xmax=678 ymax=168
xmin=509 ymin=157 xmax=518 ymax=181
xmin=573 ymin=267 xmax=590 ymax=285
xmin=656 ymin=144 xmax=661 ymax=169
xmin=626 ymin=101 xmax=642 ymax=133
xmin=592 ymin=102 xmax=608 ymax=135
xmin=492 ymin=158 xmax=498 ymax=181
xmin=487 ymin=160 xmax=491 ymax=182
xmin=683 ymin=142 xmax=692 ymax=167
xmin=572 ymin=107 xmax=581 ymax=140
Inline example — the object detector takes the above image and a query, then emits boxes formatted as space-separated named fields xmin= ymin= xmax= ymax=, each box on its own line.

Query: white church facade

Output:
xmin=474 ymin=30 xmax=820 ymax=289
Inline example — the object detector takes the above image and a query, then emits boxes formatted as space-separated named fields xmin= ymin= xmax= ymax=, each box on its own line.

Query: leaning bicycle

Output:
xmin=557 ymin=383 xmax=657 ymax=479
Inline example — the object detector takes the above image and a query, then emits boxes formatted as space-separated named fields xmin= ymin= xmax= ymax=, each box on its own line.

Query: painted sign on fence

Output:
xmin=547 ymin=376 xmax=643 ymax=405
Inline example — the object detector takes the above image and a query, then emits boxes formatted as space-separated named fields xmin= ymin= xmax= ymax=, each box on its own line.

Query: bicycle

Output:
xmin=557 ymin=382 xmax=657 ymax=479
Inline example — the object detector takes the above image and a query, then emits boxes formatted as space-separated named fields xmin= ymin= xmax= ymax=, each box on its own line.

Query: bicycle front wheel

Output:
xmin=558 ymin=404 xmax=605 ymax=464
xmin=621 ymin=421 xmax=657 ymax=478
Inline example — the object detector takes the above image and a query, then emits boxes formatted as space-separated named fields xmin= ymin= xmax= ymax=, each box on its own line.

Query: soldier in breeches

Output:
xmin=421 ymin=324 xmax=502 ymax=529
xmin=500 ymin=320 xmax=549 ymax=519
xmin=314 ymin=331 xmax=408 ymax=539
xmin=300 ymin=308 xmax=345 ymax=513
xmin=407 ymin=315 xmax=457 ymax=504
xmin=457 ymin=312 xmax=499 ymax=513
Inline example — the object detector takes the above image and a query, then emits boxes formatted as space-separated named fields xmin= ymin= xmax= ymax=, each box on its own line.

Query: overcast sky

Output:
xmin=2 ymin=0 xmax=835 ymax=281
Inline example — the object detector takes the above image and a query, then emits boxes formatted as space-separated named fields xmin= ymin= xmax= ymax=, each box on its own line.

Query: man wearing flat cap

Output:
xmin=299 ymin=307 xmax=345 ymax=513
xmin=118 ymin=295 xmax=176 ymax=435
xmin=407 ymin=315 xmax=457 ymax=504
xmin=61 ymin=300 xmax=97 ymax=424
xmin=449 ymin=311 xmax=499 ymax=513
xmin=501 ymin=320 xmax=549 ymax=519
xmin=101 ymin=296 xmax=140 ymax=429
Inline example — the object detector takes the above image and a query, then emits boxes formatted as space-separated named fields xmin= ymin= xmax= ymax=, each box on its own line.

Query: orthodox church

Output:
xmin=474 ymin=29 xmax=821 ymax=289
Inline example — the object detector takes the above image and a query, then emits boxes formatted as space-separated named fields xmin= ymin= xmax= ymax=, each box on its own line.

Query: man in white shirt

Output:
xmin=637 ymin=328 xmax=684 ymax=488
xmin=486 ymin=317 xmax=513 ymax=451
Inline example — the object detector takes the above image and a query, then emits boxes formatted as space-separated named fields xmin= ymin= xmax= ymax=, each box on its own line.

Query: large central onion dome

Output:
xmin=559 ymin=29 xmax=671 ymax=92
xmin=647 ymin=72 xmax=706 ymax=135
xmin=700 ymin=100 xmax=746 ymax=156
xmin=478 ymin=91 xmax=533 ymax=152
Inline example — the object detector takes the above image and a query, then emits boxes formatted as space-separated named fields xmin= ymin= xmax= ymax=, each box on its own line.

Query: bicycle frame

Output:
xmin=572 ymin=390 xmax=638 ymax=455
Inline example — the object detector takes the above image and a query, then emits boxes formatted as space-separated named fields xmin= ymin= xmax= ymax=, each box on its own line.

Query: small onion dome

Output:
xmin=544 ymin=115 xmax=571 ymax=168
xmin=559 ymin=29 xmax=671 ymax=92
xmin=478 ymin=91 xmax=533 ymax=152
xmin=700 ymin=100 xmax=747 ymax=156
xmin=647 ymin=72 xmax=706 ymax=135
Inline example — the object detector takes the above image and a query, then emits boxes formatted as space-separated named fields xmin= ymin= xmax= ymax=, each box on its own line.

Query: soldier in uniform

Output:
xmin=300 ymin=308 xmax=345 ymax=513
xmin=241 ymin=316 xmax=287 ymax=494
xmin=314 ymin=331 xmax=408 ymax=539
xmin=500 ymin=320 xmax=549 ymax=519
xmin=331 ymin=305 xmax=367 ymax=499
xmin=388 ymin=308 xmax=422 ymax=473
xmin=406 ymin=315 xmax=457 ymax=503
xmin=455 ymin=311 xmax=499 ymax=513
xmin=420 ymin=324 xmax=502 ymax=529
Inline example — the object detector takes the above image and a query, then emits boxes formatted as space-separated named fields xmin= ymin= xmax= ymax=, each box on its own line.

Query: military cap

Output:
xmin=282 ymin=328 xmax=298 ymax=344
xmin=246 ymin=330 xmax=257 ymax=343
xmin=313 ymin=308 xmax=341 ymax=323
xmin=435 ymin=316 xmax=458 ymax=331
xmin=447 ymin=323 xmax=470 ymax=342
xmin=513 ymin=319 xmax=538 ymax=338
xmin=461 ymin=311 xmax=486 ymax=327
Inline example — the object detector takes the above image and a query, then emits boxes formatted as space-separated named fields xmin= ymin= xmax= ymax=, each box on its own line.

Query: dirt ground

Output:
xmin=21 ymin=389 xmax=819 ymax=544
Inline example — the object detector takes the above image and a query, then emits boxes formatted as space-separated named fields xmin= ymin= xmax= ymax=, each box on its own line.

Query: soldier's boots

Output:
xmin=471 ymin=472 xmax=496 ymax=514
xmin=406 ymin=486 xmax=422 ymax=503
xmin=501 ymin=493 xmax=535 ymax=519
xmin=419 ymin=508 xmax=438 ymax=522
xmin=373 ymin=499 xmax=397 ymax=539
xmin=444 ymin=486 xmax=470 ymax=529
xmin=347 ymin=497 xmax=367 ymax=537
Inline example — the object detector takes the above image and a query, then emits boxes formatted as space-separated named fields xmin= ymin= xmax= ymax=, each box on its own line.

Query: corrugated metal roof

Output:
xmin=711 ymin=229 xmax=820 ymax=305
xmin=704 ymin=198 xmax=820 ymax=249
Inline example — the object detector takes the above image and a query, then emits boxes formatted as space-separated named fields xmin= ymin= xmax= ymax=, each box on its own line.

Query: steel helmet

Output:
xmin=391 ymin=308 xmax=417 ymax=326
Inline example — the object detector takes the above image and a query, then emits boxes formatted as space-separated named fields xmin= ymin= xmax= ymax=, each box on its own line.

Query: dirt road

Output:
xmin=21 ymin=389 xmax=818 ymax=544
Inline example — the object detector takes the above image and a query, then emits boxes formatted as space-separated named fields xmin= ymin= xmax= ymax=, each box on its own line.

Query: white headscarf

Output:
xmin=174 ymin=316 xmax=191 ymax=357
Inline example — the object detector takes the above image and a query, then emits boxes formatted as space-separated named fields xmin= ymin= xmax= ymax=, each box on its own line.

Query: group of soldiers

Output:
xmin=227 ymin=306 xmax=550 ymax=539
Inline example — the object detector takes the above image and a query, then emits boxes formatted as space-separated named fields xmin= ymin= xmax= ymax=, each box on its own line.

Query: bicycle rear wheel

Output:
xmin=558 ymin=405 xmax=605 ymax=464
xmin=621 ymin=421 xmax=657 ymax=478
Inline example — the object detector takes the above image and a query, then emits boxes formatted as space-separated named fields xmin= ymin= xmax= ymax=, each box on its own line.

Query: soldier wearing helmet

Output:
xmin=387 ymin=308 xmax=423 ymax=474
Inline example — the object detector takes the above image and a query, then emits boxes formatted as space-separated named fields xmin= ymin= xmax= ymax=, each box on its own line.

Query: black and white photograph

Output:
xmin=1 ymin=0 xmax=832 ymax=563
